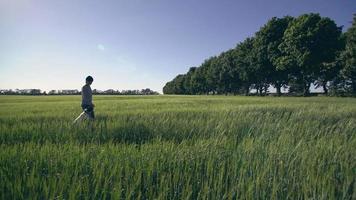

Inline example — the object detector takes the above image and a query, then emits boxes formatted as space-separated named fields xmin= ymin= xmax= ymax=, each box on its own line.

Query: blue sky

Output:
xmin=0 ymin=0 xmax=355 ymax=93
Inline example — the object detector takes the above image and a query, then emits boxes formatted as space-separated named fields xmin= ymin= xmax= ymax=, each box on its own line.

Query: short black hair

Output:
xmin=86 ymin=76 xmax=94 ymax=82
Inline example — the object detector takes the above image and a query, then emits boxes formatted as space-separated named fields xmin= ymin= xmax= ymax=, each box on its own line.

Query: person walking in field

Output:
xmin=81 ymin=76 xmax=95 ymax=120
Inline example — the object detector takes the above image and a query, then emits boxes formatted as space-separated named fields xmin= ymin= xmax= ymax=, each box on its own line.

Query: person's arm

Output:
xmin=81 ymin=87 xmax=84 ymax=101
xmin=89 ymin=87 xmax=94 ymax=107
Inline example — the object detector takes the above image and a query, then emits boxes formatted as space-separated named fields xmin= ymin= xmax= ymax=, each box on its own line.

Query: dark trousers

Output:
xmin=81 ymin=104 xmax=95 ymax=119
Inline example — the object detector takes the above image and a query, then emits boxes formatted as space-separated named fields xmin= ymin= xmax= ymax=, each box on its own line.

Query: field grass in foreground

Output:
xmin=0 ymin=95 xmax=355 ymax=199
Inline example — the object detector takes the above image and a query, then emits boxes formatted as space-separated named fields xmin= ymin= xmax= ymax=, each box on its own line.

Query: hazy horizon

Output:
xmin=1 ymin=0 xmax=355 ymax=93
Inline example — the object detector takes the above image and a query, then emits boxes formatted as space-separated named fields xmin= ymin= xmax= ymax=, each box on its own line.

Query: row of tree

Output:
xmin=0 ymin=89 xmax=43 ymax=95
xmin=92 ymin=88 xmax=159 ymax=95
xmin=0 ymin=88 xmax=159 ymax=95
xmin=163 ymin=13 xmax=356 ymax=96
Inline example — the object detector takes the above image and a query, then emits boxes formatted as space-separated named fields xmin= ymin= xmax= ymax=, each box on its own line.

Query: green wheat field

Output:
xmin=0 ymin=95 xmax=355 ymax=199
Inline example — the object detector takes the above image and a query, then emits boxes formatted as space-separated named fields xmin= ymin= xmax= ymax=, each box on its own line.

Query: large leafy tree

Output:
xmin=163 ymin=81 xmax=174 ymax=94
xmin=234 ymin=38 xmax=256 ymax=95
xmin=227 ymin=50 xmax=243 ymax=95
xmin=341 ymin=14 xmax=356 ymax=94
xmin=279 ymin=13 xmax=342 ymax=96
xmin=254 ymin=16 xmax=294 ymax=96
xmin=163 ymin=74 xmax=187 ymax=94
xmin=208 ymin=56 xmax=225 ymax=94
xmin=315 ymin=21 xmax=344 ymax=94
xmin=183 ymin=67 xmax=197 ymax=94
xmin=214 ymin=49 xmax=236 ymax=94
xmin=203 ymin=56 xmax=219 ymax=94
xmin=190 ymin=67 xmax=207 ymax=94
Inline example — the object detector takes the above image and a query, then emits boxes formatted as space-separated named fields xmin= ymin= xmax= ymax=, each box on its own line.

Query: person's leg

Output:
xmin=81 ymin=105 xmax=95 ymax=131
xmin=85 ymin=106 xmax=95 ymax=120
xmin=91 ymin=108 xmax=95 ymax=119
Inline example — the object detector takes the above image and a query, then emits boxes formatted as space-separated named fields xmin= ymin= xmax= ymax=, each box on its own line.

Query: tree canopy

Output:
xmin=163 ymin=13 xmax=355 ymax=96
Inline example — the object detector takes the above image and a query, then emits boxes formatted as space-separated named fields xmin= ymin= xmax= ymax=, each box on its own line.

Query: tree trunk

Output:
xmin=245 ymin=85 xmax=249 ymax=96
xmin=303 ymin=82 xmax=310 ymax=96
xmin=276 ymin=83 xmax=281 ymax=96
xmin=322 ymin=82 xmax=328 ymax=95
xmin=264 ymin=86 xmax=268 ymax=95
xmin=352 ymin=81 xmax=356 ymax=95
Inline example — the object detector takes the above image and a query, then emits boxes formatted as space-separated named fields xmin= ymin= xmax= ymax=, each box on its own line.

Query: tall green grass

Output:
xmin=0 ymin=95 xmax=355 ymax=199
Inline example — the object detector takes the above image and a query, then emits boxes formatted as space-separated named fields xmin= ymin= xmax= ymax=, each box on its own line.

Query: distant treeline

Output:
xmin=163 ymin=13 xmax=356 ymax=96
xmin=0 ymin=88 xmax=159 ymax=95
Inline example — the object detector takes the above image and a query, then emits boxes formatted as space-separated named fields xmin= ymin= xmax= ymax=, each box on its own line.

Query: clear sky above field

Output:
xmin=0 ymin=0 xmax=355 ymax=93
